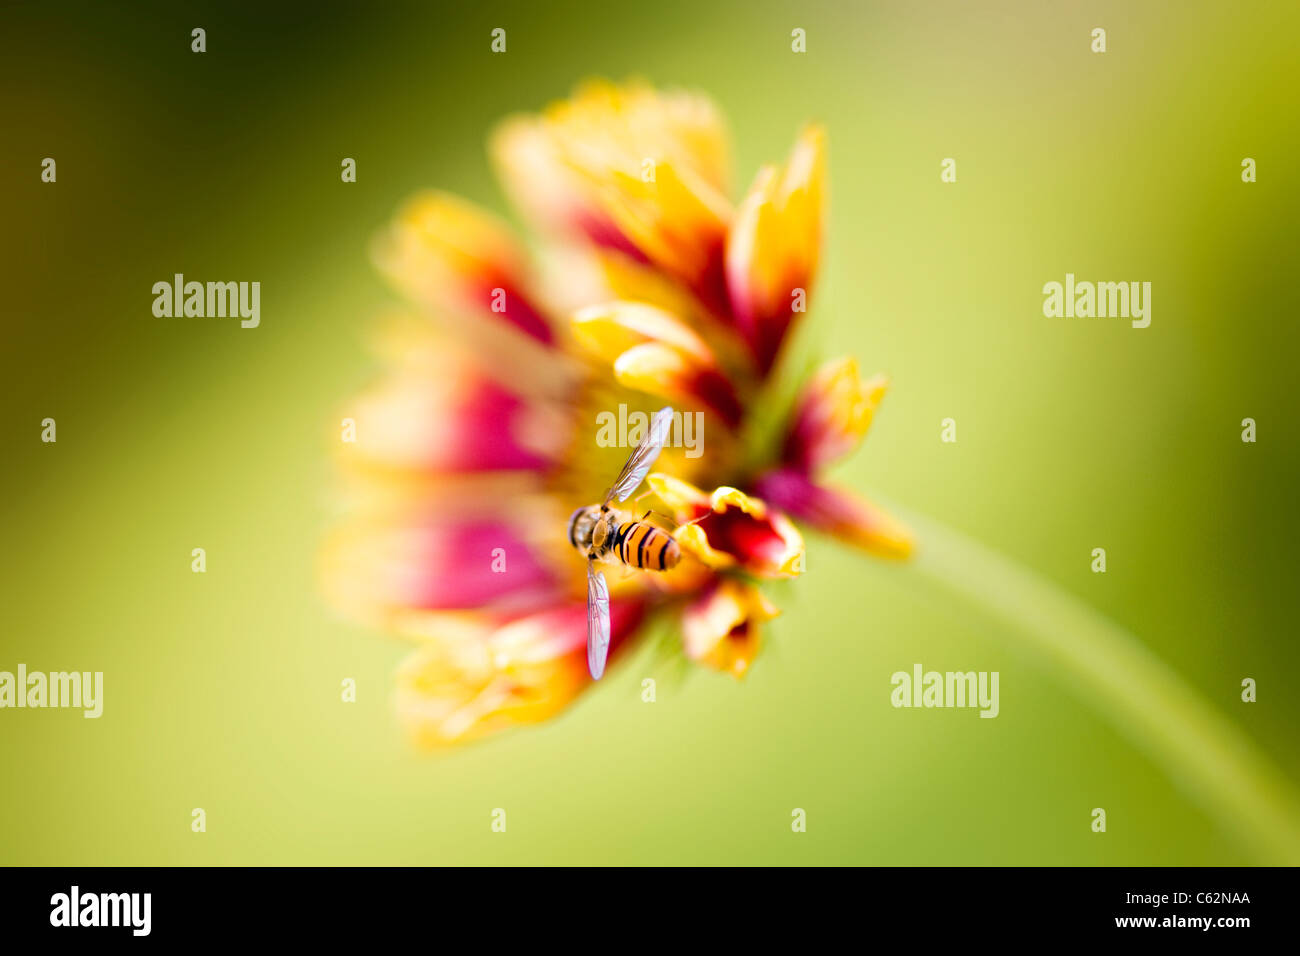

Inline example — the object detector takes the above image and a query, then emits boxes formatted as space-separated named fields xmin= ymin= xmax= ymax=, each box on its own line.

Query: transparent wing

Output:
xmin=603 ymin=406 xmax=674 ymax=505
xmin=586 ymin=560 xmax=611 ymax=680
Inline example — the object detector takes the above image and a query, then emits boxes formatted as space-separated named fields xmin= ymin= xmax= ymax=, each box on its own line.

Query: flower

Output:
xmin=323 ymin=79 xmax=912 ymax=749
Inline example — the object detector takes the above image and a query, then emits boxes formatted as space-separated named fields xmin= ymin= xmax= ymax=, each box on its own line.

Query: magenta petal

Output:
xmin=410 ymin=520 xmax=557 ymax=609
xmin=325 ymin=517 xmax=562 ymax=616
xmin=504 ymin=598 xmax=649 ymax=661
xmin=349 ymin=376 xmax=554 ymax=474
xmin=454 ymin=382 xmax=553 ymax=471
xmin=488 ymin=283 xmax=555 ymax=345
xmin=754 ymin=468 xmax=913 ymax=559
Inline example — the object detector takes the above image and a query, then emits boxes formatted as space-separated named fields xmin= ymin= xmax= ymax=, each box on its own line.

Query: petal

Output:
xmin=572 ymin=303 xmax=743 ymax=427
xmin=612 ymin=344 xmax=742 ymax=427
xmin=755 ymin=468 xmax=914 ymax=560
xmin=682 ymin=580 xmax=779 ymax=679
xmin=603 ymin=163 xmax=732 ymax=306
xmin=492 ymin=79 xmax=732 ymax=225
xmin=692 ymin=504 xmax=806 ymax=577
xmin=562 ymin=250 xmax=754 ymax=372
xmin=320 ymin=513 xmax=563 ymax=625
xmin=646 ymin=473 xmax=711 ymax=514
xmin=340 ymin=369 xmax=567 ymax=475
xmin=371 ymin=312 xmax=580 ymax=403
xmin=784 ymin=358 xmax=890 ymax=471
xmin=373 ymin=192 xmax=555 ymax=344
xmin=394 ymin=600 xmax=646 ymax=747
xmin=491 ymin=81 xmax=733 ymax=307
xmin=572 ymin=301 xmax=714 ymax=365
xmin=673 ymin=522 xmax=737 ymax=571
xmin=709 ymin=485 xmax=766 ymax=518
xmin=725 ymin=125 xmax=826 ymax=373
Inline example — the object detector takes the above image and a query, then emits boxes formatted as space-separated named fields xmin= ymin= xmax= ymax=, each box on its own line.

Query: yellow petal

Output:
xmin=572 ymin=301 xmax=714 ymax=365
xmin=374 ymin=192 xmax=527 ymax=307
xmin=604 ymin=161 xmax=731 ymax=287
xmin=612 ymin=342 xmax=701 ymax=402
xmin=787 ymin=357 xmax=891 ymax=468
xmin=767 ymin=511 xmax=807 ymax=577
xmin=646 ymin=473 xmax=710 ymax=514
xmin=493 ymin=79 xmax=732 ymax=217
xmin=682 ymin=580 xmax=780 ymax=679
xmin=490 ymin=81 xmax=733 ymax=292
xmin=393 ymin=608 xmax=592 ymax=748
xmin=674 ymin=522 xmax=737 ymax=571
xmin=818 ymin=358 xmax=887 ymax=432
xmin=708 ymin=485 xmax=767 ymax=519
xmin=725 ymin=125 xmax=827 ymax=368
xmin=726 ymin=165 xmax=778 ymax=295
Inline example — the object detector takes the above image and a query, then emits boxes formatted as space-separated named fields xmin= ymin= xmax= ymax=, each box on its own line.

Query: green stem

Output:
xmin=892 ymin=504 xmax=1300 ymax=864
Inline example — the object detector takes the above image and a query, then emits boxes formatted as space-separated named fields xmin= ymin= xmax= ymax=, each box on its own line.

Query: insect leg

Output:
xmin=675 ymin=513 xmax=710 ymax=530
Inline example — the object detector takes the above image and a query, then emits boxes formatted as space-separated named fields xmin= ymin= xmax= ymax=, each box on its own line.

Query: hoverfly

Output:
xmin=567 ymin=406 xmax=680 ymax=680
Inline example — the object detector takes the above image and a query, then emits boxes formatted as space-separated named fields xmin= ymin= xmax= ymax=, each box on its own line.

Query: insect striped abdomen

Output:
xmin=615 ymin=521 xmax=680 ymax=571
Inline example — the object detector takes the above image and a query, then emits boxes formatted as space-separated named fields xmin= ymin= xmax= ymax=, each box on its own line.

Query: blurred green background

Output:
xmin=2 ymin=0 xmax=1297 ymax=865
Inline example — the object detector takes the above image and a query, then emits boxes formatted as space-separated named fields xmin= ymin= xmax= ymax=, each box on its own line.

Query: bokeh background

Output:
xmin=2 ymin=0 xmax=1297 ymax=864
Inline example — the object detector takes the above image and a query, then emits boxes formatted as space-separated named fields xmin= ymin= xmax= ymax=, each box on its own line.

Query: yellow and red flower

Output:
xmin=323 ymin=79 xmax=912 ymax=748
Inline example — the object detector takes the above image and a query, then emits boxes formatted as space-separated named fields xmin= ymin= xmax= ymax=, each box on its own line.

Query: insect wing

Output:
xmin=586 ymin=561 xmax=611 ymax=680
xmin=603 ymin=406 xmax=674 ymax=505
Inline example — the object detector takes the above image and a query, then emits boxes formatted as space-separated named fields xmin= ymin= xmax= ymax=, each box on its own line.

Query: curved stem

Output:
xmin=891 ymin=503 xmax=1300 ymax=864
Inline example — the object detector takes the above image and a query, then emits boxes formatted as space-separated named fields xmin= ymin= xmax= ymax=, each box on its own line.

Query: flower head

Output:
xmin=324 ymin=80 xmax=912 ymax=748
